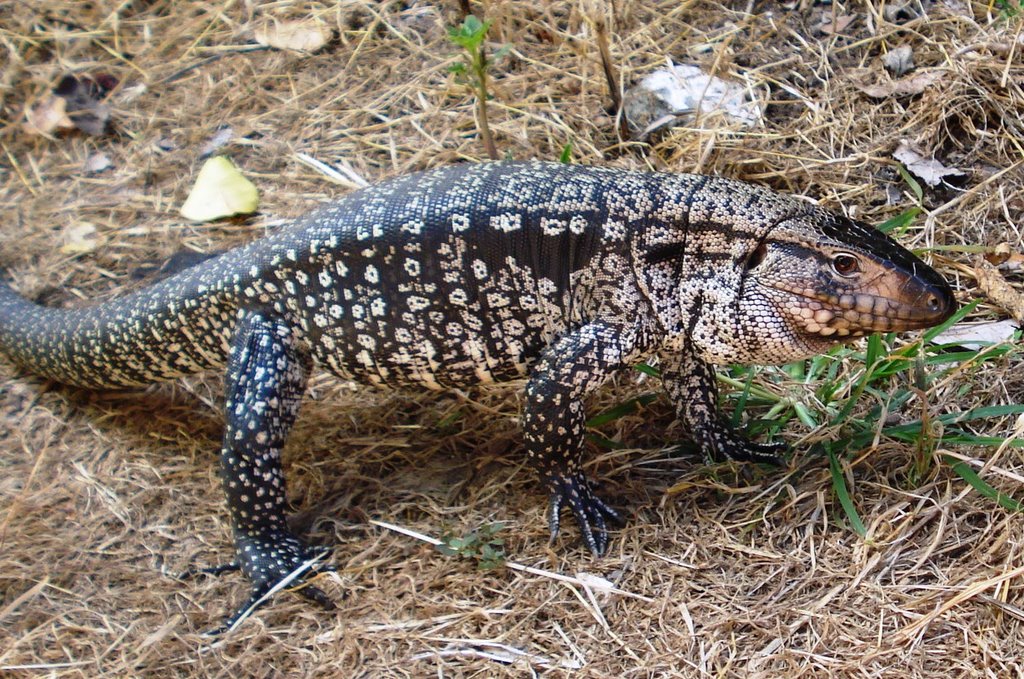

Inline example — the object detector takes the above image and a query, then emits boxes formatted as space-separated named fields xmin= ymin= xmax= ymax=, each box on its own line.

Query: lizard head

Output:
xmin=630 ymin=177 xmax=956 ymax=366
xmin=729 ymin=211 xmax=957 ymax=363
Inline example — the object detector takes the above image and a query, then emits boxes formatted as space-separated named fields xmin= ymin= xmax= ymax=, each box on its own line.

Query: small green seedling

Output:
xmin=995 ymin=0 xmax=1020 ymax=19
xmin=435 ymin=521 xmax=507 ymax=570
xmin=559 ymin=142 xmax=573 ymax=164
xmin=448 ymin=15 xmax=508 ymax=160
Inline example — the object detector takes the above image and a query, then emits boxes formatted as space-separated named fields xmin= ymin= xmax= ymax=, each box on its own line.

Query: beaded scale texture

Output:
xmin=0 ymin=160 xmax=955 ymax=628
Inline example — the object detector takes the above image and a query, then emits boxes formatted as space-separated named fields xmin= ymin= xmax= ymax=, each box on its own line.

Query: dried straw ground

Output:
xmin=2 ymin=1 xmax=1023 ymax=676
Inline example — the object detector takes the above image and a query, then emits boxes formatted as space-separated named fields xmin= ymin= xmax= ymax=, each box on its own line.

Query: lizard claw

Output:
xmin=178 ymin=562 xmax=241 ymax=579
xmin=698 ymin=421 xmax=787 ymax=466
xmin=546 ymin=472 xmax=624 ymax=556
xmin=207 ymin=577 xmax=335 ymax=636
xmin=183 ymin=530 xmax=335 ymax=635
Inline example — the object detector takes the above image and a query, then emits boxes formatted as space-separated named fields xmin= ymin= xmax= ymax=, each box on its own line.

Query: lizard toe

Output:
xmin=195 ymin=530 xmax=334 ymax=634
xmin=546 ymin=472 xmax=621 ymax=556
xmin=177 ymin=561 xmax=240 ymax=580
xmin=697 ymin=419 xmax=787 ymax=466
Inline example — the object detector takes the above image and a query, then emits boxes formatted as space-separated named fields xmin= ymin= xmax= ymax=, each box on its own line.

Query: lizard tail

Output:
xmin=0 ymin=272 xmax=234 ymax=389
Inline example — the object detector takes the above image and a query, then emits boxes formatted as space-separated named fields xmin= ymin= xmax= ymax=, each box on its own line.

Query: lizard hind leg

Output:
xmin=205 ymin=310 xmax=336 ymax=632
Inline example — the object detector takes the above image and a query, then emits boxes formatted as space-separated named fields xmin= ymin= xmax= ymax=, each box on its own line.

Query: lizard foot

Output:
xmin=546 ymin=471 xmax=624 ymax=556
xmin=698 ymin=420 xmax=787 ymax=466
xmin=181 ymin=530 xmax=335 ymax=635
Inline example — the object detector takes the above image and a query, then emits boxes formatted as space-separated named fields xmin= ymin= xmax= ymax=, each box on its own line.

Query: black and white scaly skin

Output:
xmin=0 ymin=160 xmax=956 ymax=627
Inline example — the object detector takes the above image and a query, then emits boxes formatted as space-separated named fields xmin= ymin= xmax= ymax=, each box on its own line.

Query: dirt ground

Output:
xmin=1 ymin=1 xmax=1023 ymax=676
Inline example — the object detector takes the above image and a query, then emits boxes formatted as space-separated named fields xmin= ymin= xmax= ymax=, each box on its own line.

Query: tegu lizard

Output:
xmin=0 ymin=160 xmax=956 ymax=629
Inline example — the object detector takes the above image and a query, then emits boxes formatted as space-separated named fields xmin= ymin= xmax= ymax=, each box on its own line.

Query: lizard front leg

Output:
xmin=207 ymin=311 xmax=334 ymax=632
xmin=661 ymin=347 xmax=786 ymax=465
xmin=525 ymin=321 xmax=646 ymax=556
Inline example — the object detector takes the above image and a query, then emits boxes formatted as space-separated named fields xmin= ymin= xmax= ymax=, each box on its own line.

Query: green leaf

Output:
xmin=876 ymin=404 xmax=1024 ymax=451
xmin=448 ymin=16 xmax=491 ymax=50
xmin=793 ymin=401 xmax=818 ymax=428
xmin=921 ymin=299 xmax=979 ymax=343
xmin=586 ymin=431 xmax=624 ymax=450
xmin=480 ymin=521 xmax=505 ymax=536
xmin=832 ymin=360 xmax=875 ymax=426
xmin=884 ymin=404 xmax=1024 ymax=435
xmin=436 ymin=409 xmax=463 ymax=429
xmin=864 ymin=332 xmax=883 ymax=367
xmin=634 ymin=363 xmax=660 ymax=378
xmin=464 ymin=14 xmax=485 ymax=35
xmin=731 ymin=369 xmax=756 ymax=427
xmin=826 ymin=445 xmax=866 ymax=536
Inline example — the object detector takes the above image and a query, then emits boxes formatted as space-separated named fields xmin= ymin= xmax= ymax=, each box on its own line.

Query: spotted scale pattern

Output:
xmin=0 ymin=160 xmax=955 ymax=627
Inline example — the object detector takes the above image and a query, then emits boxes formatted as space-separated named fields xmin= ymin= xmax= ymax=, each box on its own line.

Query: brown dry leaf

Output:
xmin=200 ymin=125 xmax=233 ymax=158
xmin=53 ymin=74 xmax=114 ymax=136
xmin=254 ymin=19 xmax=330 ymax=53
xmin=883 ymin=45 xmax=914 ymax=76
xmin=975 ymin=256 xmax=1024 ymax=323
xmin=821 ymin=14 xmax=855 ymax=35
xmin=84 ymin=152 xmax=112 ymax=174
xmin=984 ymin=242 xmax=1024 ymax=271
xmin=23 ymin=95 xmax=75 ymax=136
xmin=851 ymin=69 xmax=943 ymax=98
xmin=999 ymin=253 xmax=1024 ymax=272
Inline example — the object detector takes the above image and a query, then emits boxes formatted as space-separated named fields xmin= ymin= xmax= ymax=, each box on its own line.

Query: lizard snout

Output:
xmin=888 ymin=265 xmax=958 ymax=330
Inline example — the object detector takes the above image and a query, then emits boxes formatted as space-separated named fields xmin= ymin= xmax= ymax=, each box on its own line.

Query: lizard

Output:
xmin=0 ymin=160 xmax=956 ymax=629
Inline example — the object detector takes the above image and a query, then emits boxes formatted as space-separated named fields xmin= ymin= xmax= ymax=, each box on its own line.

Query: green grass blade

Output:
xmin=883 ymin=404 xmax=1024 ymax=437
xmin=559 ymin=142 xmax=573 ymax=164
xmin=587 ymin=393 xmax=659 ymax=428
xmin=635 ymin=363 xmax=660 ymax=378
xmin=877 ymin=207 xmax=921 ymax=234
xmin=731 ymin=369 xmax=756 ymax=427
xmin=896 ymin=163 xmax=924 ymax=203
xmin=586 ymin=431 xmax=624 ymax=450
xmin=943 ymin=455 xmax=1023 ymax=512
xmin=826 ymin=445 xmax=866 ymax=536
xmin=920 ymin=299 xmax=979 ymax=342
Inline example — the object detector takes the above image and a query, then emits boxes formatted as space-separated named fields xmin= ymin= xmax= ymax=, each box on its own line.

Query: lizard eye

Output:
xmin=832 ymin=253 xmax=860 ymax=277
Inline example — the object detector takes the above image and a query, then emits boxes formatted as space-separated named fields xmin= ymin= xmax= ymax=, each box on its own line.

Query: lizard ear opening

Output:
xmin=744 ymin=242 xmax=767 ymax=271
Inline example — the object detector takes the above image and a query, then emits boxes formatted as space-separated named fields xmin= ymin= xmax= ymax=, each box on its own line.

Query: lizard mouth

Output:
xmin=774 ymin=280 xmax=956 ymax=338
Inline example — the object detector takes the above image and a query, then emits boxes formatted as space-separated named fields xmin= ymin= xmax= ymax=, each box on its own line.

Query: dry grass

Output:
xmin=1 ymin=0 xmax=1023 ymax=676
